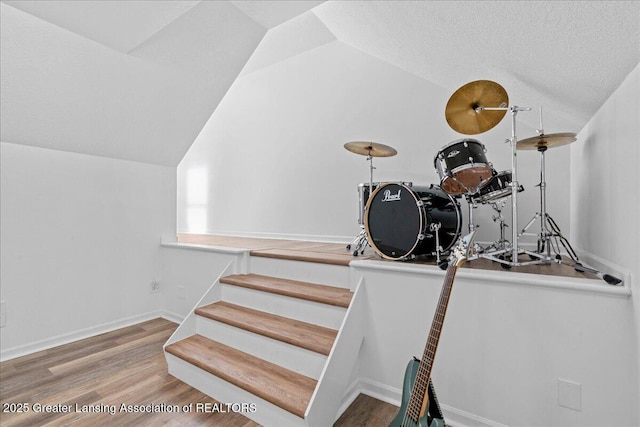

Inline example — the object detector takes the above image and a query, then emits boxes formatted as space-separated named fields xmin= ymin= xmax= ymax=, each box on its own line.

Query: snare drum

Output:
xmin=364 ymin=182 xmax=462 ymax=260
xmin=434 ymin=138 xmax=493 ymax=195
xmin=472 ymin=170 xmax=523 ymax=203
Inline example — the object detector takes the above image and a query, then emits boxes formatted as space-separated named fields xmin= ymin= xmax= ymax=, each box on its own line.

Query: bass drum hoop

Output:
xmin=364 ymin=182 xmax=424 ymax=260
xmin=364 ymin=183 xmax=461 ymax=260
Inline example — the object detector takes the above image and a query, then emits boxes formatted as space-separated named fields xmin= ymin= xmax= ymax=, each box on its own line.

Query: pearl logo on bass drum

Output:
xmin=382 ymin=189 xmax=402 ymax=202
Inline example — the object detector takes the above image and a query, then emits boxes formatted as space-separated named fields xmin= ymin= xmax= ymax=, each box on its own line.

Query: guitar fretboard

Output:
xmin=405 ymin=264 xmax=458 ymax=423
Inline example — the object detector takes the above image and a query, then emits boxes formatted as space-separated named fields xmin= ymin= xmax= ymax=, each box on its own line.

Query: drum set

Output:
xmin=345 ymin=79 xmax=582 ymax=269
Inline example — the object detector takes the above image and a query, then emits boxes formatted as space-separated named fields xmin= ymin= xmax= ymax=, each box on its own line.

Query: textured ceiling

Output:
xmin=1 ymin=0 xmax=201 ymax=53
xmin=1 ymin=1 xmax=638 ymax=166
xmin=231 ymin=0 xmax=325 ymax=29
xmin=313 ymin=1 xmax=640 ymax=134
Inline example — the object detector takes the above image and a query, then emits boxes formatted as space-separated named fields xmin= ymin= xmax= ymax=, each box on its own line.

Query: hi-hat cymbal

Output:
xmin=344 ymin=141 xmax=397 ymax=157
xmin=445 ymin=80 xmax=509 ymax=135
xmin=517 ymin=132 xmax=577 ymax=150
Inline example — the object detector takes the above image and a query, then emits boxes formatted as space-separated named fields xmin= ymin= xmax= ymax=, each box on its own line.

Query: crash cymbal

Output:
xmin=445 ymin=80 xmax=509 ymax=135
xmin=344 ymin=141 xmax=397 ymax=157
xmin=517 ymin=132 xmax=577 ymax=150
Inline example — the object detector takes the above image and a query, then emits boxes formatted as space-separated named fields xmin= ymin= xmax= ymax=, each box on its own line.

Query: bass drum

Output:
xmin=364 ymin=183 xmax=462 ymax=260
xmin=357 ymin=181 xmax=412 ymax=225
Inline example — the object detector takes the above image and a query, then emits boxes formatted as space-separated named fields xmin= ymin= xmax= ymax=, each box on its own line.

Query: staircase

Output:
xmin=164 ymin=267 xmax=365 ymax=427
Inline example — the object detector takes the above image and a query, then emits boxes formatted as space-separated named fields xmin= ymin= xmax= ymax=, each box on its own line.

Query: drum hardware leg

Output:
xmin=464 ymin=195 xmax=485 ymax=256
xmin=430 ymin=222 xmax=445 ymax=266
xmin=484 ymin=200 xmax=510 ymax=252
xmin=347 ymin=227 xmax=369 ymax=256
xmin=465 ymin=193 xmax=485 ymax=260
xmin=465 ymin=195 xmax=479 ymax=233
xmin=545 ymin=213 xmax=580 ymax=263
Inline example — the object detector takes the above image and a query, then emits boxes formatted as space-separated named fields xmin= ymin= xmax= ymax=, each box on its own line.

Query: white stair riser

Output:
xmin=166 ymin=353 xmax=307 ymax=427
xmin=220 ymin=284 xmax=347 ymax=329
xmin=249 ymin=257 xmax=351 ymax=289
xmin=195 ymin=315 xmax=327 ymax=380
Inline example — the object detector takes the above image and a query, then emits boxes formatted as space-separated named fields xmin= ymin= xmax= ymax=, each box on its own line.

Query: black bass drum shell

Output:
xmin=364 ymin=183 xmax=462 ymax=260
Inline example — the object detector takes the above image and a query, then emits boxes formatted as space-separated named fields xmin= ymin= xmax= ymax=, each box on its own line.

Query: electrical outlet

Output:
xmin=150 ymin=281 xmax=160 ymax=293
xmin=1 ymin=301 xmax=6 ymax=328
xmin=558 ymin=378 xmax=582 ymax=411
xmin=178 ymin=286 xmax=186 ymax=300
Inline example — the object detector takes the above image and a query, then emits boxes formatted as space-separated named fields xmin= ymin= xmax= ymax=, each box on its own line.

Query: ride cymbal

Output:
xmin=344 ymin=141 xmax=398 ymax=157
xmin=445 ymin=80 xmax=509 ymax=135
xmin=517 ymin=132 xmax=577 ymax=150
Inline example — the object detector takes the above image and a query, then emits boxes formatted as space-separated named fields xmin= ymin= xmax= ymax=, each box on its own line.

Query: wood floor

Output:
xmin=0 ymin=318 xmax=397 ymax=426
xmin=177 ymin=233 xmax=599 ymax=280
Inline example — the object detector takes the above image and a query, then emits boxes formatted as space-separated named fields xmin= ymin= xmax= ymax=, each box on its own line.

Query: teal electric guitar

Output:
xmin=390 ymin=231 xmax=477 ymax=427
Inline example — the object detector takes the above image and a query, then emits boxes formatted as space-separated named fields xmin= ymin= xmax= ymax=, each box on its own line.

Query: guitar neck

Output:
xmin=406 ymin=263 xmax=459 ymax=421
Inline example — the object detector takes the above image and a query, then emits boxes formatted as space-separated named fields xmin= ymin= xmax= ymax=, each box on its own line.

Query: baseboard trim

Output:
xmin=0 ymin=310 xmax=178 ymax=362
xmin=160 ymin=310 xmax=185 ymax=325
xmin=440 ymin=403 xmax=510 ymax=427
xmin=349 ymin=377 xmax=509 ymax=427
xmin=179 ymin=229 xmax=355 ymax=245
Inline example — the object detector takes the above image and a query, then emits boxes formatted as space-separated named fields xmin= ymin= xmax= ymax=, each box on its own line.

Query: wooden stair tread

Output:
xmin=165 ymin=335 xmax=316 ymax=418
xmin=195 ymin=301 xmax=337 ymax=355
xmin=250 ymin=248 xmax=356 ymax=266
xmin=220 ymin=273 xmax=353 ymax=308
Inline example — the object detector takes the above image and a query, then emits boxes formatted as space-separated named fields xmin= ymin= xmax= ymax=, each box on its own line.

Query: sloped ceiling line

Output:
xmin=1 ymin=1 xmax=638 ymax=167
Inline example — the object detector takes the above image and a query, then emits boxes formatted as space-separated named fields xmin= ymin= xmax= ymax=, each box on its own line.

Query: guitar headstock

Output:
xmin=448 ymin=230 xmax=478 ymax=267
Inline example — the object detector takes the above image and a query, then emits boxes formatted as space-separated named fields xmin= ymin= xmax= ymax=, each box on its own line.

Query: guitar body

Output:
xmin=389 ymin=359 xmax=445 ymax=427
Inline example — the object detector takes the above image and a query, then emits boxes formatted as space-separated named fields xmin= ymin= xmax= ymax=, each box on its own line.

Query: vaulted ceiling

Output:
xmin=2 ymin=1 xmax=638 ymax=166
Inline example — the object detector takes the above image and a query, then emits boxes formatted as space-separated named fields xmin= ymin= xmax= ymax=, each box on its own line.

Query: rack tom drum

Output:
xmin=434 ymin=138 xmax=493 ymax=195
xmin=471 ymin=170 xmax=523 ymax=203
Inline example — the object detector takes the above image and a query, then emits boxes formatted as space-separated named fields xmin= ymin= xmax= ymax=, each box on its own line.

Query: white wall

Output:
xmin=160 ymin=245 xmax=244 ymax=320
xmin=570 ymin=62 xmax=640 ymax=425
xmin=178 ymin=40 xmax=572 ymax=248
xmin=351 ymin=263 xmax=636 ymax=427
xmin=0 ymin=142 xmax=176 ymax=359
xmin=0 ymin=1 xmax=266 ymax=167
xmin=570 ymin=63 xmax=639 ymax=277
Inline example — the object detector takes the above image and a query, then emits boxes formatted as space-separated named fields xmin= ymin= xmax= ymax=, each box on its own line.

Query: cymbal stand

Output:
xmin=519 ymin=123 xmax=579 ymax=263
xmin=346 ymin=152 xmax=375 ymax=256
xmin=476 ymin=105 xmax=548 ymax=266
